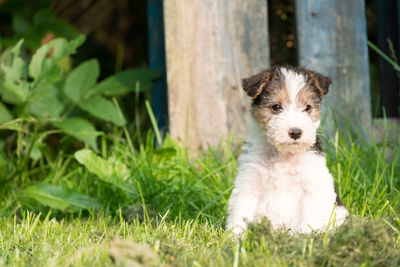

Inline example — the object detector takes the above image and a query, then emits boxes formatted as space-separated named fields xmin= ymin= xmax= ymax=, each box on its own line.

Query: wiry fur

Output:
xmin=226 ymin=66 xmax=348 ymax=235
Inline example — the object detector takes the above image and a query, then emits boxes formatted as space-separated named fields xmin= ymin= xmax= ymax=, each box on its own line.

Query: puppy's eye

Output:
xmin=304 ymin=104 xmax=312 ymax=112
xmin=271 ymin=104 xmax=282 ymax=112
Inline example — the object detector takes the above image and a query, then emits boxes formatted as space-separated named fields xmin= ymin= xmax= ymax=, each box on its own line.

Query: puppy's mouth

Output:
xmin=275 ymin=140 xmax=311 ymax=155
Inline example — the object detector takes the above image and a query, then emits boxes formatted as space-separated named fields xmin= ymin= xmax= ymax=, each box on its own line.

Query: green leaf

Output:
xmin=0 ymin=102 xmax=13 ymax=124
xmin=12 ymin=14 xmax=31 ymax=35
xmin=28 ymin=84 xmax=63 ymax=119
xmin=33 ymin=9 xmax=78 ymax=40
xmin=13 ymin=9 xmax=78 ymax=50
xmin=1 ymin=39 xmax=30 ymax=104
xmin=0 ymin=47 xmax=13 ymax=76
xmin=29 ymin=35 xmax=85 ymax=83
xmin=53 ymin=117 xmax=101 ymax=151
xmin=90 ymin=69 xmax=160 ymax=96
xmin=78 ymin=96 xmax=126 ymax=126
xmin=29 ymin=139 xmax=43 ymax=160
xmin=25 ymin=184 xmax=101 ymax=211
xmin=0 ymin=48 xmax=12 ymax=100
xmin=74 ymin=149 xmax=131 ymax=191
xmin=63 ymin=59 xmax=99 ymax=103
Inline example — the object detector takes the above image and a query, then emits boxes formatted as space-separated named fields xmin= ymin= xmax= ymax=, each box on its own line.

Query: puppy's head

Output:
xmin=243 ymin=66 xmax=331 ymax=154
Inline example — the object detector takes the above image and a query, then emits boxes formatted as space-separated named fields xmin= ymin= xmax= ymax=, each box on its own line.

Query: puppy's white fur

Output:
xmin=226 ymin=67 xmax=348 ymax=235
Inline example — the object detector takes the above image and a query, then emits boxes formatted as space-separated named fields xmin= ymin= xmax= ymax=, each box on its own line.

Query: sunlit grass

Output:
xmin=0 ymin=123 xmax=399 ymax=266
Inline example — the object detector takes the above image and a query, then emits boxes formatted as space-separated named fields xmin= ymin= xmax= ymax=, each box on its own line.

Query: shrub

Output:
xmin=0 ymin=35 xmax=158 ymax=159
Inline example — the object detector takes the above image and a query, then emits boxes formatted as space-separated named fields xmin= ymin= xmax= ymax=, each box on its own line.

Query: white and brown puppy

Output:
xmin=226 ymin=65 xmax=348 ymax=235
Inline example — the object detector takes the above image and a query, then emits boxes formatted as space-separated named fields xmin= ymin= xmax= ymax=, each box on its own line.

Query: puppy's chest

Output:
xmin=254 ymin=155 xmax=331 ymax=227
xmin=261 ymin=157 xmax=323 ymax=192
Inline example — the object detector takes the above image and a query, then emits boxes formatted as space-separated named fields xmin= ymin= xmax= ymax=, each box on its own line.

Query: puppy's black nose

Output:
xmin=288 ymin=128 xmax=302 ymax=140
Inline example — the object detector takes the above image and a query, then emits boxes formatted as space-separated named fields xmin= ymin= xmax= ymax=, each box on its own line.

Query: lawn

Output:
xmin=0 ymin=127 xmax=399 ymax=266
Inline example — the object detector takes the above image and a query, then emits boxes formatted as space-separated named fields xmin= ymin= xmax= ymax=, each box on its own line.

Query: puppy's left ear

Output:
xmin=305 ymin=70 xmax=332 ymax=96
xmin=242 ymin=70 xmax=271 ymax=99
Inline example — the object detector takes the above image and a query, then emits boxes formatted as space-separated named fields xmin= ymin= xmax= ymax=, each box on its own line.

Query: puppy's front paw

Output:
xmin=226 ymin=223 xmax=246 ymax=237
xmin=334 ymin=206 xmax=349 ymax=226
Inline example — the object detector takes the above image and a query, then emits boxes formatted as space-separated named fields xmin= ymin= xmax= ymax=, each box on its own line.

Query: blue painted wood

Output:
xmin=296 ymin=0 xmax=372 ymax=137
xmin=147 ymin=0 xmax=168 ymax=133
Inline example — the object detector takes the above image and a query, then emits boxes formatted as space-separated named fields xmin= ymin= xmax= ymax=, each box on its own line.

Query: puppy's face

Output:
xmin=242 ymin=66 xmax=331 ymax=154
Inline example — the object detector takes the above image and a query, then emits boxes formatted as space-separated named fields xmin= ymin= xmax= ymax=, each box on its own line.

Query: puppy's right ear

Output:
xmin=242 ymin=70 xmax=271 ymax=98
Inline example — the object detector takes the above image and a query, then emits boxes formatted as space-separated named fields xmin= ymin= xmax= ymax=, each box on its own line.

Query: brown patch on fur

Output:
xmin=295 ymin=88 xmax=322 ymax=122
xmin=267 ymin=86 xmax=291 ymax=106
xmin=303 ymin=69 xmax=332 ymax=96
xmin=252 ymin=67 xmax=291 ymax=107
xmin=253 ymin=82 xmax=267 ymax=99
xmin=252 ymin=106 xmax=274 ymax=129
xmin=246 ymin=66 xmax=330 ymax=128
xmin=251 ymin=68 xmax=291 ymax=127
xmin=296 ymin=88 xmax=319 ymax=106
xmin=242 ymin=70 xmax=271 ymax=98
xmin=243 ymin=66 xmax=332 ymax=100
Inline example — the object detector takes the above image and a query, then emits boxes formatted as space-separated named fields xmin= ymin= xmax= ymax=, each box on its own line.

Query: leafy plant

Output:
xmin=0 ymin=5 xmax=78 ymax=50
xmin=0 ymin=35 xmax=159 ymax=161
xmin=25 ymin=183 xmax=101 ymax=212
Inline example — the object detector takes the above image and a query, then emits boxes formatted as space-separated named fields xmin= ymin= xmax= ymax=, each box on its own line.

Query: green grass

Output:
xmin=0 ymin=126 xmax=399 ymax=266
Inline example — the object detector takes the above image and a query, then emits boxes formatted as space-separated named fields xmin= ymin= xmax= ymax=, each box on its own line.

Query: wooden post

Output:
xmin=163 ymin=0 xmax=270 ymax=148
xmin=296 ymin=0 xmax=372 ymax=137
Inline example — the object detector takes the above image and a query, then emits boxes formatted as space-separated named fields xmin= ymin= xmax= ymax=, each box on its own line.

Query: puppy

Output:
xmin=226 ymin=65 xmax=348 ymax=235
